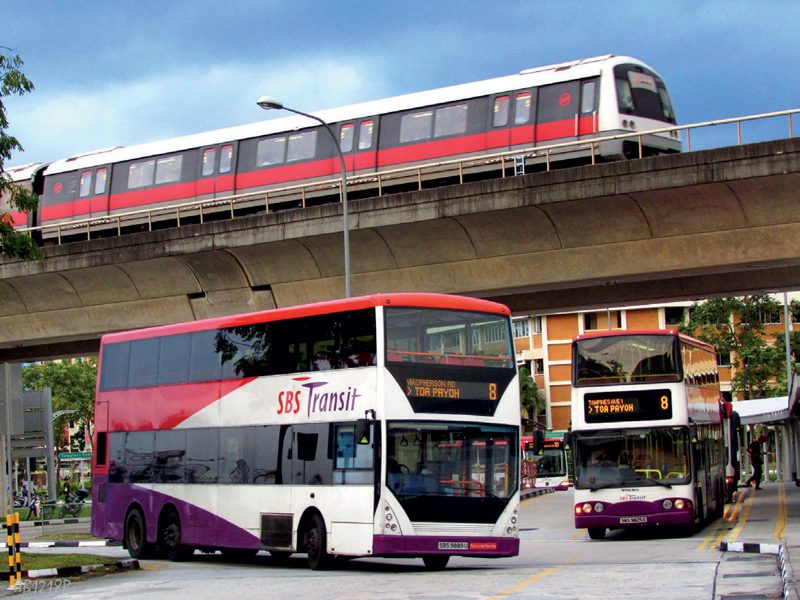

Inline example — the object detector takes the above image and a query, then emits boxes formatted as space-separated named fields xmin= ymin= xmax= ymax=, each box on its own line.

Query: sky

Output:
xmin=3 ymin=0 xmax=798 ymax=168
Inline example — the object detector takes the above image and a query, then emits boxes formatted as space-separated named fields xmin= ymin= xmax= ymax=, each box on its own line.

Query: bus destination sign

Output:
xmin=584 ymin=389 xmax=672 ymax=424
xmin=405 ymin=378 xmax=498 ymax=402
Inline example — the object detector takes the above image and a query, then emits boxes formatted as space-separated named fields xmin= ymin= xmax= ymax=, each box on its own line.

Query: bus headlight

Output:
xmin=581 ymin=503 xmax=593 ymax=514
xmin=593 ymin=503 xmax=604 ymax=513
xmin=662 ymin=499 xmax=673 ymax=510
xmin=674 ymin=499 xmax=685 ymax=509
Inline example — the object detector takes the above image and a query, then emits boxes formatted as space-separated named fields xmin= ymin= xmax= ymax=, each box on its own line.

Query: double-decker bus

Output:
xmin=522 ymin=436 xmax=570 ymax=491
xmin=90 ymin=293 xmax=521 ymax=569
xmin=569 ymin=330 xmax=726 ymax=540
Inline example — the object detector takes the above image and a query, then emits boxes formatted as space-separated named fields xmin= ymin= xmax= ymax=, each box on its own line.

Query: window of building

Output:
xmin=513 ymin=319 xmax=529 ymax=338
xmin=493 ymin=96 xmax=510 ymax=128
xmin=664 ymin=307 xmax=685 ymax=326
xmin=759 ymin=306 xmax=782 ymax=325
xmin=257 ymin=137 xmax=286 ymax=166
xmin=533 ymin=358 xmax=544 ymax=375
xmin=532 ymin=316 xmax=543 ymax=334
xmin=717 ymin=352 xmax=731 ymax=367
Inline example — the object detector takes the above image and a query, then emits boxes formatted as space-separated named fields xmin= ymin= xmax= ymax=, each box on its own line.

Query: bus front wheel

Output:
xmin=305 ymin=513 xmax=332 ymax=570
xmin=588 ymin=527 xmax=606 ymax=540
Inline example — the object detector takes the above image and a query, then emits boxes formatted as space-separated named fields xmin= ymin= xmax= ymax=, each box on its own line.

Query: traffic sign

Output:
xmin=59 ymin=452 xmax=92 ymax=460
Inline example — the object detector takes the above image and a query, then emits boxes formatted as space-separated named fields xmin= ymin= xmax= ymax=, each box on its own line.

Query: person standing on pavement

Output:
xmin=746 ymin=434 xmax=768 ymax=489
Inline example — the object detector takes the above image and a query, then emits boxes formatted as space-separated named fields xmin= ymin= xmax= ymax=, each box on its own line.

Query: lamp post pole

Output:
xmin=257 ymin=97 xmax=351 ymax=298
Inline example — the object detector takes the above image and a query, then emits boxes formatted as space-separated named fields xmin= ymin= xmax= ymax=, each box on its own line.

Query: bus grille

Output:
xmin=411 ymin=523 xmax=494 ymax=536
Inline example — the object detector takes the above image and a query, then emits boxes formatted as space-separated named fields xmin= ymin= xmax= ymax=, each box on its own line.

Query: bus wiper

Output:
xmin=643 ymin=479 xmax=673 ymax=489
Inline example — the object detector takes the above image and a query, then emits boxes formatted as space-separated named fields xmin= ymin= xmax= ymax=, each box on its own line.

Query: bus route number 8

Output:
xmin=660 ymin=395 xmax=669 ymax=411
xmin=489 ymin=383 xmax=497 ymax=400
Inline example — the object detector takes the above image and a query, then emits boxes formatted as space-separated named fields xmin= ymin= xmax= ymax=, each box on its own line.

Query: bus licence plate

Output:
xmin=438 ymin=542 xmax=469 ymax=550
xmin=620 ymin=517 xmax=647 ymax=524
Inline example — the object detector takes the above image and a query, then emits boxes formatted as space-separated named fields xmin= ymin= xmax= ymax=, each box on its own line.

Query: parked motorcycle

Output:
xmin=58 ymin=488 xmax=89 ymax=518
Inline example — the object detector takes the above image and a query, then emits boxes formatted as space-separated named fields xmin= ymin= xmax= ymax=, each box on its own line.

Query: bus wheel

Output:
xmin=306 ymin=513 xmax=332 ymax=571
xmin=161 ymin=510 xmax=194 ymax=562
xmin=422 ymin=555 xmax=450 ymax=570
xmin=124 ymin=508 xmax=155 ymax=559
xmin=588 ymin=527 xmax=606 ymax=540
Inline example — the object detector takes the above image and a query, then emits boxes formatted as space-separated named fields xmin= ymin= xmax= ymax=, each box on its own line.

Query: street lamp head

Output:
xmin=257 ymin=96 xmax=284 ymax=110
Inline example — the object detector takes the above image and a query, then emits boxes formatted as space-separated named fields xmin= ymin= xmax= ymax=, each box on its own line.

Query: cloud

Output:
xmin=6 ymin=54 xmax=388 ymax=167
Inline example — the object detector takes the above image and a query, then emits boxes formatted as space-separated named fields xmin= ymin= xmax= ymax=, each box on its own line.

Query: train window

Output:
xmin=155 ymin=156 xmax=183 ymax=185
xmin=340 ymin=124 xmax=355 ymax=153
xmin=220 ymin=145 xmax=233 ymax=173
xmin=616 ymin=78 xmax=634 ymax=113
xmin=434 ymin=104 xmax=468 ymax=138
xmin=95 ymin=168 xmax=107 ymax=195
xmin=493 ymin=96 xmax=509 ymax=127
xmin=202 ymin=148 xmax=216 ymax=176
xmin=659 ymin=88 xmax=675 ymax=122
xmin=79 ymin=171 xmax=92 ymax=198
xmin=400 ymin=110 xmax=433 ymax=143
xmin=580 ymin=80 xmax=597 ymax=114
xmin=514 ymin=92 xmax=531 ymax=124
xmin=128 ymin=160 xmax=155 ymax=189
xmin=257 ymin=137 xmax=286 ymax=166
xmin=287 ymin=131 xmax=317 ymax=162
xmin=358 ymin=121 xmax=374 ymax=150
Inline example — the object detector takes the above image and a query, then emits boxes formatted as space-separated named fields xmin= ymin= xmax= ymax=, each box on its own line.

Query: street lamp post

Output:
xmin=257 ymin=96 xmax=351 ymax=298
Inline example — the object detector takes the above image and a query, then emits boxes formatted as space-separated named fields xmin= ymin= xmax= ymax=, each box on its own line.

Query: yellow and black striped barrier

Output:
xmin=6 ymin=512 xmax=20 ymax=589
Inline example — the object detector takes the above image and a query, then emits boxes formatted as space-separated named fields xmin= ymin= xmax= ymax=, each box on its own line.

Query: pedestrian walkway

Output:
xmin=709 ymin=481 xmax=800 ymax=600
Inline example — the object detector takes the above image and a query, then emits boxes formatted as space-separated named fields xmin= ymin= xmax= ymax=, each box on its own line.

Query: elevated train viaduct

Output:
xmin=0 ymin=137 xmax=798 ymax=362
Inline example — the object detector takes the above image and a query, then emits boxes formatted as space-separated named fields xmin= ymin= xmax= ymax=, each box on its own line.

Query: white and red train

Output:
xmin=3 ymin=55 xmax=680 ymax=242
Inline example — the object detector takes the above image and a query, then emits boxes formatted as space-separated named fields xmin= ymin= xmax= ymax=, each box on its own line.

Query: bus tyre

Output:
xmin=124 ymin=508 xmax=154 ymax=560
xmin=422 ymin=555 xmax=450 ymax=570
xmin=161 ymin=510 xmax=193 ymax=562
xmin=306 ymin=513 xmax=332 ymax=571
xmin=588 ymin=527 xmax=606 ymax=540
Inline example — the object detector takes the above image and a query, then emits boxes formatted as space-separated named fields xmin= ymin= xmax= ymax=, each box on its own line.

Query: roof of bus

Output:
xmin=573 ymin=329 xmax=716 ymax=352
xmin=100 ymin=292 xmax=511 ymax=344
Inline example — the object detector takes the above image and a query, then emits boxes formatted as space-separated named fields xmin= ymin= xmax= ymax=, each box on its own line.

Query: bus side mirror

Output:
xmin=563 ymin=430 xmax=572 ymax=448
xmin=355 ymin=419 xmax=371 ymax=445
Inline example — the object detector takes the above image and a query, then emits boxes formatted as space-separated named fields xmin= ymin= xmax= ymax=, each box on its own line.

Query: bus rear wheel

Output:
xmin=588 ymin=527 xmax=606 ymax=540
xmin=305 ymin=513 xmax=332 ymax=571
xmin=124 ymin=508 xmax=155 ymax=559
xmin=161 ymin=510 xmax=194 ymax=562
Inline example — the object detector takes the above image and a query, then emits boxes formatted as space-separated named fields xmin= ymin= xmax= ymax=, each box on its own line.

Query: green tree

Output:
xmin=22 ymin=359 xmax=98 ymax=449
xmin=679 ymin=295 xmax=789 ymax=399
xmin=0 ymin=48 xmax=40 ymax=259
xmin=519 ymin=365 xmax=545 ymax=422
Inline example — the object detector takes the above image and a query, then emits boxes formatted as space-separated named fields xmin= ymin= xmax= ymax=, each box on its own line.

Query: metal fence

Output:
xmin=20 ymin=108 xmax=799 ymax=245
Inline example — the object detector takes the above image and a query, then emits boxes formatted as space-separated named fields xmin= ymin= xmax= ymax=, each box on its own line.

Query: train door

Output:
xmin=337 ymin=118 xmax=378 ymax=174
xmin=536 ymin=79 xmax=599 ymax=144
xmin=510 ymin=90 xmax=536 ymax=148
xmin=198 ymin=143 xmax=237 ymax=201
xmin=80 ymin=165 xmax=111 ymax=217
xmin=487 ymin=94 xmax=512 ymax=152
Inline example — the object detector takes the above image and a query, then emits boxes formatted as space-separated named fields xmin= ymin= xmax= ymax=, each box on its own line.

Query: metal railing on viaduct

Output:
xmin=0 ymin=120 xmax=799 ymax=362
